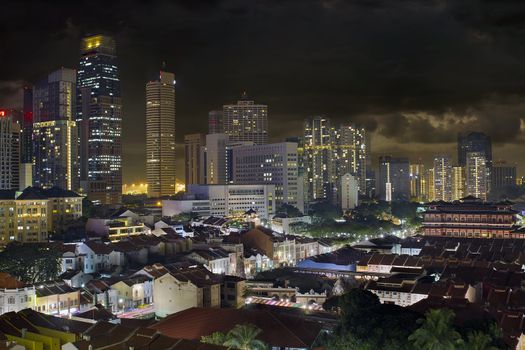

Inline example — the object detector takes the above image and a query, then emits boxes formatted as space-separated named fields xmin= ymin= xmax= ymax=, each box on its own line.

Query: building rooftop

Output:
xmin=149 ymin=307 xmax=323 ymax=349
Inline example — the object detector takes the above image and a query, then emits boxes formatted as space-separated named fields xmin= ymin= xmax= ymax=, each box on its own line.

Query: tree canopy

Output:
xmin=0 ymin=242 xmax=61 ymax=283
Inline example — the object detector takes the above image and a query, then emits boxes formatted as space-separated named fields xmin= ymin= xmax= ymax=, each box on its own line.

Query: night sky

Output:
xmin=3 ymin=0 xmax=525 ymax=183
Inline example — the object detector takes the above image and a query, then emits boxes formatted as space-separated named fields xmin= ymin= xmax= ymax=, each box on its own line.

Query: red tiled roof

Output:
xmin=0 ymin=273 xmax=25 ymax=289
xmin=149 ymin=307 xmax=323 ymax=348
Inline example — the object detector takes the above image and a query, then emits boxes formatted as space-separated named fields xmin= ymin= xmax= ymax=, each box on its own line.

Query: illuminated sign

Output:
xmin=0 ymin=110 xmax=6 ymax=117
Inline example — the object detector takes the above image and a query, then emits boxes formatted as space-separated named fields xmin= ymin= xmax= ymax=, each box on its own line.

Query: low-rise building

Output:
xmin=34 ymin=281 xmax=80 ymax=316
xmin=110 ymin=275 xmax=153 ymax=310
xmin=186 ymin=248 xmax=234 ymax=275
xmin=241 ymin=227 xmax=296 ymax=266
xmin=220 ymin=275 xmax=246 ymax=308
xmin=136 ymin=264 xmax=221 ymax=318
xmin=0 ymin=273 xmax=36 ymax=315
xmin=271 ymin=215 xmax=312 ymax=234
xmin=243 ymin=248 xmax=273 ymax=278
xmin=86 ymin=216 xmax=150 ymax=241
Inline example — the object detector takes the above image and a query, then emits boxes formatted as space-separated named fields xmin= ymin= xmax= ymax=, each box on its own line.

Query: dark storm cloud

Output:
xmin=3 ymin=0 xmax=525 ymax=180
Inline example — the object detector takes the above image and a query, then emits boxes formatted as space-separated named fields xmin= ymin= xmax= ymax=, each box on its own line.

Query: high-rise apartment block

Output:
xmin=433 ymin=155 xmax=452 ymax=202
xmin=304 ymin=117 xmax=334 ymax=201
xmin=466 ymin=152 xmax=488 ymax=201
xmin=409 ymin=163 xmax=425 ymax=201
xmin=341 ymin=173 xmax=359 ymax=210
xmin=33 ymin=68 xmax=78 ymax=191
xmin=77 ymin=35 xmax=123 ymax=204
xmin=0 ymin=110 xmax=20 ymax=190
xmin=334 ymin=124 xmax=367 ymax=195
xmin=232 ymin=142 xmax=304 ymax=212
xmin=378 ymin=156 xmax=410 ymax=202
xmin=452 ymin=166 xmax=464 ymax=200
xmin=223 ymin=94 xmax=268 ymax=145
xmin=303 ymin=117 xmax=369 ymax=204
xmin=184 ymin=134 xmax=206 ymax=189
xmin=146 ymin=71 xmax=176 ymax=197
xmin=426 ymin=168 xmax=435 ymax=202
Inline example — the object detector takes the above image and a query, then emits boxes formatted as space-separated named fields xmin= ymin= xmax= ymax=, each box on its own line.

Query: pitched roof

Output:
xmin=84 ymin=240 xmax=114 ymax=255
xmin=0 ymin=273 xmax=25 ymax=289
xmin=149 ymin=307 xmax=323 ymax=348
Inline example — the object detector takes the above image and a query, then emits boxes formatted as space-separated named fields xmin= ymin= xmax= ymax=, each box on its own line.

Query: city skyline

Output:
xmin=4 ymin=1 xmax=525 ymax=183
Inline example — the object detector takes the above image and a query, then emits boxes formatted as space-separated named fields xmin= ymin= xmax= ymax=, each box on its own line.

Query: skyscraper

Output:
xmin=466 ymin=152 xmax=488 ymax=201
xmin=146 ymin=71 xmax=176 ymax=197
xmin=21 ymin=86 xmax=33 ymax=164
xmin=0 ymin=109 xmax=20 ymax=190
xmin=377 ymin=156 xmax=410 ymax=202
xmin=452 ymin=166 xmax=464 ymax=200
xmin=208 ymin=110 xmax=223 ymax=134
xmin=426 ymin=168 xmax=435 ymax=202
xmin=203 ymin=133 xmax=228 ymax=185
xmin=223 ymin=93 xmax=268 ymax=145
xmin=184 ymin=133 xmax=206 ymax=189
xmin=333 ymin=124 xmax=367 ymax=195
xmin=491 ymin=161 xmax=516 ymax=196
xmin=341 ymin=173 xmax=359 ymax=210
xmin=458 ymin=132 xmax=492 ymax=191
xmin=304 ymin=116 xmax=334 ymax=201
xmin=33 ymin=68 xmax=78 ymax=191
xmin=409 ymin=162 xmax=425 ymax=201
xmin=77 ymin=35 xmax=123 ymax=204
xmin=433 ymin=155 xmax=452 ymax=202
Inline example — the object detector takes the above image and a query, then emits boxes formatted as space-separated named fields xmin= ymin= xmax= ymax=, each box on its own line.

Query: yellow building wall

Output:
xmin=25 ymin=331 xmax=60 ymax=350
xmin=6 ymin=335 xmax=43 ymax=350
xmin=35 ymin=326 xmax=76 ymax=345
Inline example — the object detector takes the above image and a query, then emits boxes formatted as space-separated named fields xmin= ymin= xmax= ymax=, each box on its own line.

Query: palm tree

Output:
xmin=224 ymin=324 xmax=268 ymax=350
xmin=462 ymin=331 xmax=498 ymax=350
xmin=408 ymin=308 xmax=463 ymax=350
xmin=201 ymin=331 xmax=228 ymax=346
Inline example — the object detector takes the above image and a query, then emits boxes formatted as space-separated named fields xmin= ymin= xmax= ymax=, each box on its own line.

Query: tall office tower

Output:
xmin=341 ymin=173 xmax=359 ymax=210
xmin=0 ymin=110 xmax=20 ymax=190
xmin=491 ymin=161 xmax=516 ymax=195
xmin=409 ymin=163 xmax=425 ymax=201
xmin=21 ymin=86 xmax=33 ymax=164
xmin=334 ymin=124 xmax=367 ymax=195
xmin=33 ymin=68 xmax=79 ymax=191
xmin=426 ymin=168 xmax=435 ymax=202
xmin=377 ymin=156 xmax=410 ymax=202
xmin=466 ymin=152 xmax=488 ymax=201
xmin=304 ymin=116 xmax=334 ymax=202
xmin=232 ymin=142 xmax=304 ymax=212
xmin=146 ymin=71 xmax=176 ymax=198
xmin=223 ymin=93 xmax=268 ymax=145
xmin=433 ymin=155 xmax=452 ymax=202
xmin=452 ymin=166 xmax=464 ymax=200
xmin=77 ymin=35 xmax=123 ymax=204
xmin=203 ymin=133 xmax=228 ymax=184
xmin=208 ymin=110 xmax=223 ymax=134
xmin=184 ymin=134 xmax=206 ymax=189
